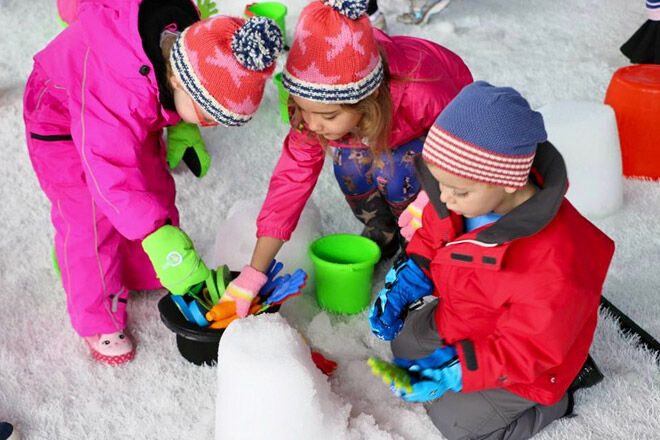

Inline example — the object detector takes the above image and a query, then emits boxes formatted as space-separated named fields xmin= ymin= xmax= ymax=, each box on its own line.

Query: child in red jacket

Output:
xmin=368 ymin=81 xmax=615 ymax=440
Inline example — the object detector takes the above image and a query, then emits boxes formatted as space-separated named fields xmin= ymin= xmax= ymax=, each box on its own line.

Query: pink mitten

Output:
xmin=222 ymin=265 xmax=268 ymax=317
xmin=398 ymin=191 xmax=429 ymax=242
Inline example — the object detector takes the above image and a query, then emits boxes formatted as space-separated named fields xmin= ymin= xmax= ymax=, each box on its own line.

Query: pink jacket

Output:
xmin=256 ymin=30 xmax=473 ymax=240
xmin=32 ymin=0 xmax=184 ymax=240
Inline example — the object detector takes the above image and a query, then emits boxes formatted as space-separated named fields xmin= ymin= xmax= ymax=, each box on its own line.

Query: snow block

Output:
xmin=538 ymin=101 xmax=623 ymax=219
xmin=215 ymin=314 xmax=351 ymax=440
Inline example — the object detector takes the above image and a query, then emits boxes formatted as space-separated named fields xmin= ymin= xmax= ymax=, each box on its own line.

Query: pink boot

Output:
xmin=84 ymin=331 xmax=135 ymax=366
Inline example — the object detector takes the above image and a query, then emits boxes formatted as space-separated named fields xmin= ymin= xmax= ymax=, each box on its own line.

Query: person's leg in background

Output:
xmin=367 ymin=0 xmax=388 ymax=31
xmin=397 ymin=0 xmax=452 ymax=25
xmin=332 ymin=147 xmax=400 ymax=259
xmin=0 ymin=422 xmax=20 ymax=440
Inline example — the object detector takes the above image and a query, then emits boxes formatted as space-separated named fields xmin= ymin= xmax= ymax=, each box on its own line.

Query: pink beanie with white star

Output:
xmin=282 ymin=0 xmax=383 ymax=104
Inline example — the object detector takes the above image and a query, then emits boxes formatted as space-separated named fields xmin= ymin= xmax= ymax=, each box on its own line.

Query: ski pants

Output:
xmin=23 ymin=68 xmax=178 ymax=337
xmin=391 ymin=300 xmax=570 ymax=440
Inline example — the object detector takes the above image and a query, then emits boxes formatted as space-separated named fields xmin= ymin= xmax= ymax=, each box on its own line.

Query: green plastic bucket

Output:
xmin=272 ymin=73 xmax=290 ymax=123
xmin=309 ymin=234 xmax=381 ymax=314
xmin=244 ymin=2 xmax=288 ymax=46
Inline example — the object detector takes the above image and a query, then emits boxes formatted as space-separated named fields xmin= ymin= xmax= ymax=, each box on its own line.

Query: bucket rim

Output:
xmin=308 ymin=233 xmax=381 ymax=270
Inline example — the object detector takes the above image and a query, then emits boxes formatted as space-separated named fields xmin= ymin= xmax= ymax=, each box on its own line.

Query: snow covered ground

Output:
xmin=1 ymin=0 xmax=659 ymax=439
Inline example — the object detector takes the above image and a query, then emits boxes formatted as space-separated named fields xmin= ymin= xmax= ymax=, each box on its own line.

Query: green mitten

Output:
xmin=142 ymin=225 xmax=210 ymax=295
xmin=196 ymin=0 xmax=218 ymax=19
xmin=166 ymin=121 xmax=211 ymax=178
xmin=367 ymin=357 xmax=414 ymax=393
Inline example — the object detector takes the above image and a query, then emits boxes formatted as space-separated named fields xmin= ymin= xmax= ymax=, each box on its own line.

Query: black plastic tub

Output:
xmin=158 ymin=293 xmax=280 ymax=366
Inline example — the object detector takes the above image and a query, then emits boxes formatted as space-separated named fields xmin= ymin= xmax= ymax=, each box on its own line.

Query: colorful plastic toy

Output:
xmin=170 ymin=260 xmax=307 ymax=330
xmin=308 ymin=234 xmax=381 ymax=314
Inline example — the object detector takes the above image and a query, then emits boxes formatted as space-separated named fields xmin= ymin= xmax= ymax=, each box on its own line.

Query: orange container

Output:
xmin=604 ymin=64 xmax=660 ymax=180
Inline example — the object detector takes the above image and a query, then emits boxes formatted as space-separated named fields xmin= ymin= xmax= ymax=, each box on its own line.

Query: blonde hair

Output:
xmin=288 ymin=46 xmax=394 ymax=155
xmin=161 ymin=34 xmax=177 ymax=92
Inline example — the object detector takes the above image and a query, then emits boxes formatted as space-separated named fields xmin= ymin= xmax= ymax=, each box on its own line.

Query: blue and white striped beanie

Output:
xmin=422 ymin=81 xmax=547 ymax=188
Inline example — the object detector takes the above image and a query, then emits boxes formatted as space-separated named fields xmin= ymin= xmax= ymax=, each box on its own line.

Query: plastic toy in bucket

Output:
xmin=244 ymin=2 xmax=288 ymax=48
xmin=309 ymin=234 xmax=381 ymax=315
xmin=272 ymin=73 xmax=290 ymax=123
xmin=158 ymin=273 xmax=282 ymax=366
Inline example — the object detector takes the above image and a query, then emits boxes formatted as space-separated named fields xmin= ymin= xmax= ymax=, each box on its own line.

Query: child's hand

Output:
xmin=196 ymin=0 xmax=218 ymax=19
xmin=398 ymin=190 xmax=429 ymax=242
xmin=166 ymin=121 xmax=211 ymax=178
xmin=142 ymin=225 xmax=210 ymax=295
xmin=368 ymin=256 xmax=433 ymax=340
xmin=222 ymin=265 xmax=268 ymax=317
xmin=368 ymin=355 xmax=463 ymax=402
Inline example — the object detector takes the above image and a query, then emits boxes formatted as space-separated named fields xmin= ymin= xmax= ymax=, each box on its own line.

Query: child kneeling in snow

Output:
xmin=368 ymin=81 xmax=614 ymax=439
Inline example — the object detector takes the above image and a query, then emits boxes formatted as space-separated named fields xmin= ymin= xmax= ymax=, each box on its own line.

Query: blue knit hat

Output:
xmin=422 ymin=81 xmax=547 ymax=188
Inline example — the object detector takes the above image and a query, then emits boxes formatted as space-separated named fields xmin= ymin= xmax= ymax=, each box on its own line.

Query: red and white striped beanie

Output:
xmin=423 ymin=81 xmax=547 ymax=189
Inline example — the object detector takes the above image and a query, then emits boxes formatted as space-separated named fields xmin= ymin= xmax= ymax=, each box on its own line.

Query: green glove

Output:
xmin=166 ymin=121 xmax=211 ymax=178
xmin=196 ymin=0 xmax=218 ymax=19
xmin=367 ymin=357 xmax=414 ymax=393
xmin=142 ymin=225 xmax=210 ymax=295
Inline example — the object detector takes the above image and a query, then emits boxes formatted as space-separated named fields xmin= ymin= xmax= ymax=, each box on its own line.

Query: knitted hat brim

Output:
xmin=170 ymin=28 xmax=253 ymax=127
xmin=281 ymin=59 xmax=384 ymax=104
xmin=422 ymin=125 xmax=535 ymax=188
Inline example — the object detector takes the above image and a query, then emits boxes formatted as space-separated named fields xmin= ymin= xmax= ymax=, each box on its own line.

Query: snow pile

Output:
xmin=215 ymin=313 xmax=397 ymax=440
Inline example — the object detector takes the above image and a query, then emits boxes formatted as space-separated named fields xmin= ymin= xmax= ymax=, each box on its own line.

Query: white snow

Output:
xmin=1 ymin=0 xmax=659 ymax=439
xmin=211 ymin=197 xmax=322 ymax=293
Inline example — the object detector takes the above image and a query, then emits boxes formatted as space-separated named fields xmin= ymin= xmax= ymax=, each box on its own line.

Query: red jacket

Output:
xmin=407 ymin=143 xmax=615 ymax=405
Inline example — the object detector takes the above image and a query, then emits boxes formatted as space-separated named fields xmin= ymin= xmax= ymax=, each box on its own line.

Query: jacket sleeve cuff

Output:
xmin=256 ymin=225 xmax=291 ymax=241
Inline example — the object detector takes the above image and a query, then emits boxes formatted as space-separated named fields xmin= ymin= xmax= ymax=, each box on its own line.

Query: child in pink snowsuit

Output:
xmin=24 ymin=0 xmax=282 ymax=365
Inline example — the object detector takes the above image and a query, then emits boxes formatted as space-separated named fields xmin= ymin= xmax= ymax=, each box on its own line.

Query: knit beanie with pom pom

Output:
xmin=171 ymin=15 xmax=283 ymax=126
xmin=282 ymin=0 xmax=383 ymax=104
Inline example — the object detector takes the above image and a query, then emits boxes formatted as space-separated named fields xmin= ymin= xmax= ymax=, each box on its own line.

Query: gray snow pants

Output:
xmin=390 ymin=300 xmax=570 ymax=440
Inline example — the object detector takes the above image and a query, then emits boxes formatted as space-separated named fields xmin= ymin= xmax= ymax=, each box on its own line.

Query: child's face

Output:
xmin=427 ymin=162 xmax=518 ymax=218
xmin=292 ymin=96 xmax=362 ymax=141
xmin=171 ymin=76 xmax=218 ymax=127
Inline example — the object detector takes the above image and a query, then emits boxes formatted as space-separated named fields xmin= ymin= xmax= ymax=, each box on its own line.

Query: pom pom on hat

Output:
xmin=231 ymin=16 xmax=283 ymax=71
xmin=422 ymin=81 xmax=547 ymax=188
xmin=171 ymin=16 xmax=281 ymax=127
xmin=324 ymin=0 xmax=368 ymax=20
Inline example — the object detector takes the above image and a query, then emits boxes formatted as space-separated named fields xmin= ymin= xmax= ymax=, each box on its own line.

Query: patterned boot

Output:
xmin=345 ymin=189 xmax=400 ymax=260
xmin=84 ymin=330 xmax=135 ymax=366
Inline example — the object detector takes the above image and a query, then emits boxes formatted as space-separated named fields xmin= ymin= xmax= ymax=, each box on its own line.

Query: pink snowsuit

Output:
xmin=24 ymin=0 xmax=187 ymax=336
xmin=257 ymin=30 xmax=473 ymax=240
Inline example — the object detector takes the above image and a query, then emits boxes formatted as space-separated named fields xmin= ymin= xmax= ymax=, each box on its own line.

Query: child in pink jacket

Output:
xmin=218 ymin=0 xmax=473 ymax=314
xmin=24 ymin=0 xmax=282 ymax=365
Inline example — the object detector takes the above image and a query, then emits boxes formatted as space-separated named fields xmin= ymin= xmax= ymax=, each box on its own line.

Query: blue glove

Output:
xmin=368 ymin=351 xmax=462 ymax=402
xmin=369 ymin=256 xmax=433 ymax=340
xmin=393 ymin=345 xmax=462 ymax=402
xmin=371 ymin=346 xmax=462 ymax=402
